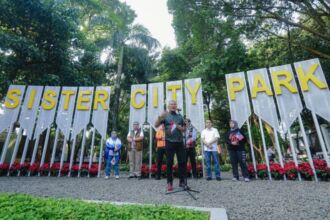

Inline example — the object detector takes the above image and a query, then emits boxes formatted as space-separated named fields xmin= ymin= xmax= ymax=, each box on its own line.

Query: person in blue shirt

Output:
xmin=104 ymin=131 xmax=122 ymax=179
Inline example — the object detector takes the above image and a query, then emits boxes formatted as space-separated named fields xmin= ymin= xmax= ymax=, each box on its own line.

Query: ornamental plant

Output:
xmin=39 ymin=163 xmax=49 ymax=176
xmin=88 ymin=164 xmax=98 ymax=177
xmin=60 ymin=163 xmax=70 ymax=176
xmin=9 ymin=162 xmax=20 ymax=176
xmin=141 ymin=164 xmax=149 ymax=178
xmin=284 ymin=161 xmax=297 ymax=180
xmin=80 ymin=164 xmax=89 ymax=177
xmin=0 ymin=163 xmax=9 ymax=176
xmin=298 ymin=162 xmax=314 ymax=180
xmin=70 ymin=164 xmax=80 ymax=177
xmin=150 ymin=164 xmax=157 ymax=176
xmin=29 ymin=163 xmax=39 ymax=176
xmin=256 ymin=163 xmax=268 ymax=179
xmin=19 ymin=162 xmax=30 ymax=176
xmin=196 ymin=164 xmax=203 ymax=178
xmin=313 ymin=159 xmax=329 ymax=181
xmin=50 ymin=163 xmax=60 ymax=176
xmin=270 ymin=163 xmax=285 ymax=180
xmin=247 ymin=164 xmax=255 ymax=178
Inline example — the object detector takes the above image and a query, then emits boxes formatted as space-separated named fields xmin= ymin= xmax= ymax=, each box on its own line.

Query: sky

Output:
xmin=120 ymin=0 xmax=177 ymax=49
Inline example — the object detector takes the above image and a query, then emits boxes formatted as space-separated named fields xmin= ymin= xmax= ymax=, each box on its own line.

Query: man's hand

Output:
xmin=159 ymin=111 xmax=167 ymax=119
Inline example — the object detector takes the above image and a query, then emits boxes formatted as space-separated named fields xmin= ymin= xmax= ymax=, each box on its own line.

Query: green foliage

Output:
xmin=0 ymin=193 xmax=209 ymax=220
xmin=221 ymin=163 xmax=231 ymax=172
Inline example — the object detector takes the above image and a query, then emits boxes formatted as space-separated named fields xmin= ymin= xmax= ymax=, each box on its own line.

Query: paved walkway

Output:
xmin=0 ymin=172 xmax=329 ymax=219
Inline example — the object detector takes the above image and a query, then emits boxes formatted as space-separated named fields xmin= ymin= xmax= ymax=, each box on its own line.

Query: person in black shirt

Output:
xmin=226 ymin=120 xmax=249 ymax=182
xmin=155 ymin=100 xmax=187 ymax=192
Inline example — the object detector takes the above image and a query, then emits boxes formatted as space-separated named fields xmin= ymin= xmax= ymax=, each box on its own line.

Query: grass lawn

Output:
xmin=0 ymin=193 xmax=209 ymax=220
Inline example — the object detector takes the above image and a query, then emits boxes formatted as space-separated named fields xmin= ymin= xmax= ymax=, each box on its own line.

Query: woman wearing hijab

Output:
xmin=226 ymin=120 xmax=250 ymax=182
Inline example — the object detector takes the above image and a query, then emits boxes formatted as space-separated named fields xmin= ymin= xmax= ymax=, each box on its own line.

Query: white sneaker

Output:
xmin=244 ymin=178 xmax=250 ymax=182
xmin=115 ymin=175 xmax=119 ymax=179
xmin=105 ymin=176 xmax=109 ymax=179
xmin=232 ymin=178 xmax=238 ymax=181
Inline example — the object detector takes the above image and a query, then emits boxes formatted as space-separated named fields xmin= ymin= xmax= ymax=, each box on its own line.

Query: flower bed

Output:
xmin=141 ymin=163 xmax=203 ymax=178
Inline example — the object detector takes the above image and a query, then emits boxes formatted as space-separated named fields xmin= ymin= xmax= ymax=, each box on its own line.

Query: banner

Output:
xmin=166 ymin=80 xmax=183 ymax=114
xmin=92 ymin=86 xmax=111 ymax=140
xmin=294 ymin=58 xmax=330 ymax=121
xmin=0 ymin=85 xmax=26 ymax=134
xmin=71 ymin=87 xmax=94 ymax=137
xmin=147 ymin=83 xmax=164 ymax=130
xmin=184 ymin=78 xmax=205 ymax=132
xmin=18 ymin=86 xmax=44 ymax=140
xmin=56 ymin=87 xmax=78 ymax=138
xmin=226 ymin=72 xmax=251 ymax=128
xmin=247 ymin=68 xmax=279 ymax=130
xmin=269 ymin=64 xmax=303 ymax=133
xmin=129 ymin=84 xmax=146 ymax=130
xmin=34 ymin=86 xmax=61 ymax=137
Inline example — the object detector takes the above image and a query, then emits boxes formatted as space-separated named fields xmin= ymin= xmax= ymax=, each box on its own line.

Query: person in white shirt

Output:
xmin=201 ymin=120 xmax=221 ymax=181
xmin=127 ymin=122 xmax=144 ymax=179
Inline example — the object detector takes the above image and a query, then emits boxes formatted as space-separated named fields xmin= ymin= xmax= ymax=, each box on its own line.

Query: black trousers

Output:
xmin=186 ymin=147 xmax=197 ymax=178
xmin=229 ymin=150 xmax=249 ymax=179
xmin=166 ymin=141 xmax=187 ymax=184
xmin=156 ymin=148 xmax=166 ymax=178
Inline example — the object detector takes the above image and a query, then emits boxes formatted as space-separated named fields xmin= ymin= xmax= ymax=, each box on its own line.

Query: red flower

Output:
xmin=150 ymin=164 xmax=157 ymax=175
xmin=141 ymin=164 xmax=149 ymax=175
xmin=0 ymin=163 xmax=9 ymax=170
xmin=256 ymin=163 xmax=267 ymax=171
xmin=71 ymin=164 xmax=80 ymax=172
xmin=88 ymin=164 xmax=99 ymax=174
xmin=161 ymin=164 xmax=167 ymax=172
xmin=81 ymin=164 xmax=89 ymax=170
xmin=29 ymin=163 xmax=40 ymax=172
xmin=39 ymin=163 xmax=49 ymax=171
xmin=9 ymin=162 xmax=20 ymax=171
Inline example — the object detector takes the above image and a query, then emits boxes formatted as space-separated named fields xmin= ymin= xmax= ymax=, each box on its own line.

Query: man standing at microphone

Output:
xmin=155 ymin=100 xmax=187 ymax=192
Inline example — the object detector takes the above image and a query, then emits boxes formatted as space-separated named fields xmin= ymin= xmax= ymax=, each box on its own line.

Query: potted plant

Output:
xmin=247 ymin=163 xmax=256 ymax=178
xmin=39 ymin=163 xmax=50 ymax=176
xmin=9 ymin=162 xmax=20 ymax=176
xmin=80 ymin=164 xmax=89 ymax=177
xmin=0 ymin=163 xmax=9 ymax=176
xmin=270 ymin=163 xmax=285 ymax=180
xmin=50 ymin=163 xmax=60 ymax=176
xmin=314 ymin=159 xmax=329 ymax=181
xmin=19 ymin=162 xmax=30 ymax=176
xmin=284 ymin=161 xmax=297 ymax=180
xmin=88 ymin=164 xmax=98 ymax=177
xmin=256 ymin=163 xmax=268 ymax=179
xmin=298 ymin=162 xmax=313 ymax=181
xmin=29 ymin=163 xmax=39 ymax=176
xmin=140 ymin=164 xmax=149 ymax=178
xmin=70 ymin=164 xmax=80 ymax=177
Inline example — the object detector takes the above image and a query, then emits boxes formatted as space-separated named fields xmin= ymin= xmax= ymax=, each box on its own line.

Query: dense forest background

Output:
xmin=1 ymin=0 xmax=329 ymax=162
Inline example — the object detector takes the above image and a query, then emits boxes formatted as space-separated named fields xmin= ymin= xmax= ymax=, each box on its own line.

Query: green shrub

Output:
xmin=0 ymin=193 xmax=209 ymax=220
xmin=221 ymin=164 xmax=232 ymax=172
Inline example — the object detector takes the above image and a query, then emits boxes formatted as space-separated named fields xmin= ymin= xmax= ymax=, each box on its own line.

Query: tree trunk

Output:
xmin=111 ymin=46 xmax=124 ymax=131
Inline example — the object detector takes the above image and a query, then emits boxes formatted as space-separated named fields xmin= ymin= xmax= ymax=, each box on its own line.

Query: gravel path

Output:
xmin=0 ymin=172 xmax=329 ymax=220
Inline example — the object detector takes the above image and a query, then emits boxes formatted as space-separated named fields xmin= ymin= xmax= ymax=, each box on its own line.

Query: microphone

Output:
xmin=177 ymin=108 xmax=182 ymax=112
